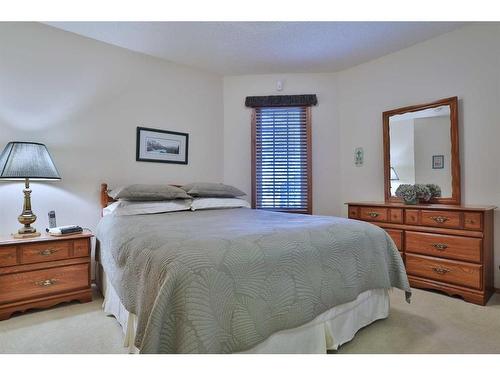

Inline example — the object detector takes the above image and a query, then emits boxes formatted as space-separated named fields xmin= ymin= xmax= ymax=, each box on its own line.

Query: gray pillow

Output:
xmin=109 ymin=184 xmax=192 ymax=201
xmin=181 ymin=182 xmax=246 ymax=198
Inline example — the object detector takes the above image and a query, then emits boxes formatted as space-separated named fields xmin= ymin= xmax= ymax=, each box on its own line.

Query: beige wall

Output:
xmin=224 ymin=23 xmax=500 ymax=286
xmin=0 ymin=22 xmax=224 ymax=235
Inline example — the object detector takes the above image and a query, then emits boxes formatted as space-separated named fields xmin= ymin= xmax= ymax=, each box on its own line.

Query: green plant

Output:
xmin=395 ymin=184 xmax=417 ymax=203
xmin=415 ymin=184 xmax=432 ymax=202
xmin=426 ymin=184 xmax=442 ymax=199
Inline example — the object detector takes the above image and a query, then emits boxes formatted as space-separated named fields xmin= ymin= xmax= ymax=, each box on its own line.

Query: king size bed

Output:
xmin=95 ymin=183 xmax=410 ymax=354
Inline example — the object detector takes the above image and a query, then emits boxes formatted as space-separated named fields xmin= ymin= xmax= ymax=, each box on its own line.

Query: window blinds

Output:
xmin=253 ymin=106 xmax=312 ymax=214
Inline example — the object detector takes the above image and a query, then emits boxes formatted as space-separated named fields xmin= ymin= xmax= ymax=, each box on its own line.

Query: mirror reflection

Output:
xmin=389 ymin=105 xmax=452 ymax=197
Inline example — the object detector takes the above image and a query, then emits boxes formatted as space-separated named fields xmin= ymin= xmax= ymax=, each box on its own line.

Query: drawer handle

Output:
xmin=430 ymin=216 xmax=449 ymax=224
xmin=35 ymin=279 xmax=57 ymax=287
xmin=432 ymin=243 xmax=448 ymax=251
xmin=39 ymin=249 xmax=57 ymax=256
xmin=368 ymin=212 xmax=379 ymax=218
xmin=432 ymin=267 xmax=450 ymax=275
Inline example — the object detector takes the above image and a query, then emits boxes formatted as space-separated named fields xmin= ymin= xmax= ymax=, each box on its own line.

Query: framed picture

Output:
xmin=432 ymin=155 xmax=444 ymax=169
xmin=136 ymin=127 xmax=189 ymax=164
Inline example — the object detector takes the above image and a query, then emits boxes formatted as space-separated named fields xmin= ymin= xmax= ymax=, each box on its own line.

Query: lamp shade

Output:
xmin=390 ymin=167 xmax=400 ymax=181
xmin=0 ymin=142 xmax=61 ymax=180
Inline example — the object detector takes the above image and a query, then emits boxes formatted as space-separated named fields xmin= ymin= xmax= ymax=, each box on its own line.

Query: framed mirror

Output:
xmin=383 ymin=96 xmax=460 ymax=205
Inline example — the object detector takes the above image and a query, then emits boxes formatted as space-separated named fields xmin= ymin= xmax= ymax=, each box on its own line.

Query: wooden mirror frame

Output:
xmin=383 ymin=96 xmax=461 ymax=205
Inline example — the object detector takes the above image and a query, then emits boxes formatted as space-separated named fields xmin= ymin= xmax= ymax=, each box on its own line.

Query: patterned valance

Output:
xmin=245 ymin=94 xmax=318 ymax=108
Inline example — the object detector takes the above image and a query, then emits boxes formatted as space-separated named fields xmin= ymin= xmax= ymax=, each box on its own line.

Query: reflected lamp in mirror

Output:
xmin=390 ymin=167 xmax=400 ymax=181
xmin=0 ymin=142 xmax=61 ymax=238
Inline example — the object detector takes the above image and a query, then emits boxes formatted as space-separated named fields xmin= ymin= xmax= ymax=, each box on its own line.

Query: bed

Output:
xmin=95 ymin=183 xmax=410 ymax=354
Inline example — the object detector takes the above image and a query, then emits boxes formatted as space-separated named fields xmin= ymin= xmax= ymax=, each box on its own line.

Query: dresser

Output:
xmin=346 ymin=202 xmax=495 ymax=305
xmin=0 ymin=232 xmax=93 ymax=320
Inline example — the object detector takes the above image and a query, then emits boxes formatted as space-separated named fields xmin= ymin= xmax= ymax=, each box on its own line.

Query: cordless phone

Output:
xmin=48 ymin=211 xmax=57 ymax=228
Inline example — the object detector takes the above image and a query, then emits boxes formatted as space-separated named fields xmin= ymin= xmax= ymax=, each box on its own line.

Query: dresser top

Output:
xmin=345 ymin=201 xmax=497 ymax=212
xmin=0 ymin=230 xmax=93 ymax=246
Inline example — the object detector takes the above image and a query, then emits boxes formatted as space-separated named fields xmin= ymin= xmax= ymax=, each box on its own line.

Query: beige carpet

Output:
xmin=0 ymin=287 xmax=499 ymax=354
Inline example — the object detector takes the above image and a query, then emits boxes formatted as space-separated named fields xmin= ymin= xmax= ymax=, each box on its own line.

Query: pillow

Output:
xmin=109 ymin=184 xmax=191 ymax=201
xmin=103 ymin=199 xmax=192 ymax=216
xmin=190 ymin=197 xmax=250 ymax=211
xmin=181 ymin=182 xmax=245 ymax=198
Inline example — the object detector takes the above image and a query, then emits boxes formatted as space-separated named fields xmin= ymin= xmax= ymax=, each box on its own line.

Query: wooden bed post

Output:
xmin=100 ymin=183 xmax=109 ymax=213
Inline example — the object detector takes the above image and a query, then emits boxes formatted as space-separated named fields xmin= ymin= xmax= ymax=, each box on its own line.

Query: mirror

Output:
xmin=383 ymin=97 xmax=460 ymax=205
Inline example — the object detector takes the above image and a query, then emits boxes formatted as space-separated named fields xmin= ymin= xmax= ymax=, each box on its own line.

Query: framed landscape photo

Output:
xmin=432 ymin=155 xmax=444 ymax=169
xmin=136 ymin=127 xmax=189 ymax=164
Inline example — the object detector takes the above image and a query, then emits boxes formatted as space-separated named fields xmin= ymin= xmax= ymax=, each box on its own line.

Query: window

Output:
xmin=252 ymin=106 xmax=312 ymax=214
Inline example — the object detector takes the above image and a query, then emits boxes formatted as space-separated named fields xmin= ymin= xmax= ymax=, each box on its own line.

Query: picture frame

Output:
xmin=432 ymin=155 xmax=444 ymax=169
xmin=136 ymin=127 xmax=189 ymax=164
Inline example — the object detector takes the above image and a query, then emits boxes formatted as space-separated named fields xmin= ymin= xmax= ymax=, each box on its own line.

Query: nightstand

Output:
xmin=0 ymin=231 xmax=93 ymax=320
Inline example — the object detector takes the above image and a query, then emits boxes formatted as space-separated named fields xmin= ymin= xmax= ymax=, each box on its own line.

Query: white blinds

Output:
xmin=253 ymin=106 xmax=311 ymax=214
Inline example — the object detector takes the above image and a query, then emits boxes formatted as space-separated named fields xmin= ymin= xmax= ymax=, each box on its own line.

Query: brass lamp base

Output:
xmin=12 ymin=178 xmax=41 ymax=239
xmin=12 ymin=231 xmax=41 ymax=239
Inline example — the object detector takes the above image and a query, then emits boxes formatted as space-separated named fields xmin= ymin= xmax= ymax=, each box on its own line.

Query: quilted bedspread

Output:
xmin=96 ymin=208 xmax=410 ymax=353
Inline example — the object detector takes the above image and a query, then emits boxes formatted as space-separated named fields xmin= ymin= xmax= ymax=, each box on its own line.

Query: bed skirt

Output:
xmin=99 ymin=269 xmax=390 ymax=354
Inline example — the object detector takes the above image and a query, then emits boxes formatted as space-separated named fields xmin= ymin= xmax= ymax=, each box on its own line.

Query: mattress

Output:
xmin=99 ymin=269 xmax=390 ymax=354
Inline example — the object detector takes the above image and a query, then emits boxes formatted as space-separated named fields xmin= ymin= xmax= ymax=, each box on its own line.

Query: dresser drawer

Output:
xmin=389 ymin=209 xmax=403 ymax=223
xmin=385 ymin=229 xmax=403 ymax=250
xmin=406 ymin=254 xmax=482 ymax=290
xmin=348 ymin=206 xmax=359 ymax=219
xmin=0 ymin=246 xmax=17 ymax=267
xmin=359 ymin=207 xmax=388 ymax=222
xmin=21 ymin=241 xmax=71 ymax=265
xmin=406 ymin=231 xmax=481 ymax=263
xmin=421 ymin=210 xmax=462 ymax=229
xmin=464 ymin=212 xmax=482 ymax=230
xmin=405 ymin=209 xmax=420 ymax=225
xmin=0 ymin=263 xmax=89 ymax=304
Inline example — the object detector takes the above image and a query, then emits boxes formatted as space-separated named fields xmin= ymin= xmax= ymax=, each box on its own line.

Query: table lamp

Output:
xmin=0 ymin=142 xmax=61 ymax=238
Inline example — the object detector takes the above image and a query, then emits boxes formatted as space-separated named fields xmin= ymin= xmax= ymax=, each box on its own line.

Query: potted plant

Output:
xmin=395 ymin=183 xmax=442 ymax=204
xmin=395 ymin=184 xmax=417 ymax=204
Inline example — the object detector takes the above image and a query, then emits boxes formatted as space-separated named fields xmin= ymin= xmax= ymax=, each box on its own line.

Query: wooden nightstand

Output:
xmin=0 ymin=231 xmax=93 ymax=320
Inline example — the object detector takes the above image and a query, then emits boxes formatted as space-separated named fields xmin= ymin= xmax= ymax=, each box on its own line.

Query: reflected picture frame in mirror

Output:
xmin=383 ymin=96 xmax=460 ymax=205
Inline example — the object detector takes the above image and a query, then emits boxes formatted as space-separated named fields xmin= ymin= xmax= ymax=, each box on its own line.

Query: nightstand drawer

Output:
xmin=73 ymin=239 xmax=90 ymax=257
xmin=0 ymin=263 xmax=89 ymax=304
xmin=21 ymin=241 xmax=71 ymax=264
xmin=0 ymin=246 xmax=17 ymax=267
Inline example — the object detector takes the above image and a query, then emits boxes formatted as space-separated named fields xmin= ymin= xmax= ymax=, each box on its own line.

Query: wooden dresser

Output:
xmin=0 ymin=231 xmax=93 ymax=320
xmin=346 ymin=202 xmax=495 ymax=305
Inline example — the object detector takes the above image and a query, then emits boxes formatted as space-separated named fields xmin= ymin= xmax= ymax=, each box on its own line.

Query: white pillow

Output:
xmin=190 ymin=197 xmax=250 ymax=211
xmin=103 ymin=199 xmax=192 ymax=216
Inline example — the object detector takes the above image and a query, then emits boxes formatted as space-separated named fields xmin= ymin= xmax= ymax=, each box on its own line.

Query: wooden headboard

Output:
xmin=100 ymin=183 xmax=116 ymax=210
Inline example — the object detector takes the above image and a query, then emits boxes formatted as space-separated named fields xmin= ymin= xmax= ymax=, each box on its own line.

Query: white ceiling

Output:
xmin=45 ymin=22 xmax=467 ymax=75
